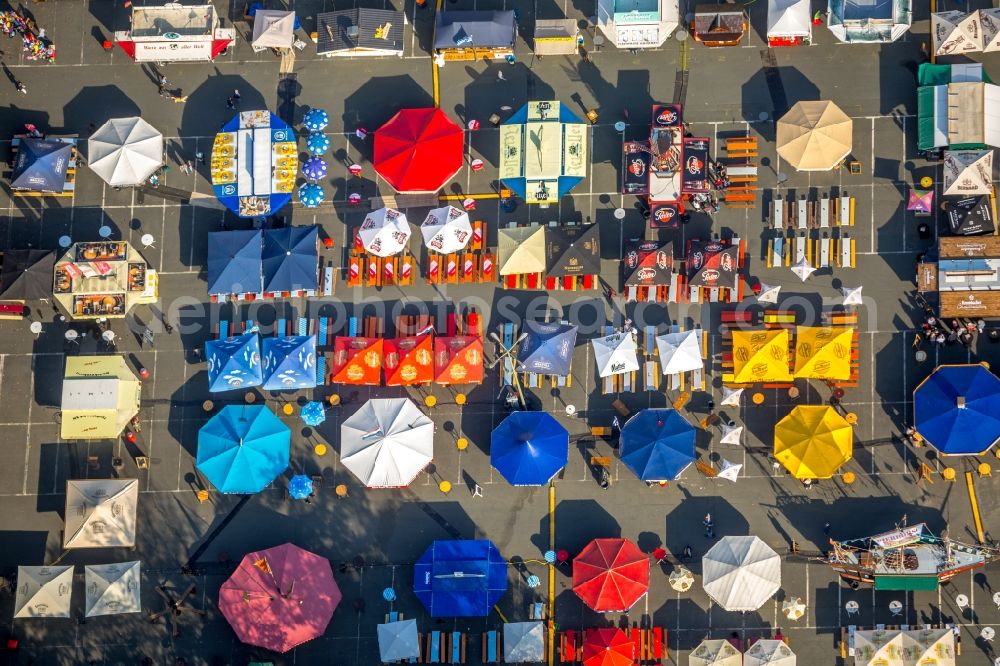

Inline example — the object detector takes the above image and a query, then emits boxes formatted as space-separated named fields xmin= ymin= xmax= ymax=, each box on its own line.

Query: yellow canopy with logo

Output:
xmin=774 ymin=405 xmax=853 ymax=479
xmin=731 ymin=329 xmax=793 ymax=383
xmin=60 ymin=356 xmax=141 ymax=440
xmin=793 ymin=326 xmax=853 ymax=380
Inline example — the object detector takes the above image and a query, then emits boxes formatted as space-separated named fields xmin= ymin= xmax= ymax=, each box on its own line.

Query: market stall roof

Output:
xmin=197 ymin=405 xmax=291 ymax=493
xmin=854 ymin=628 xmax=955 ymax=666
xmin=434 ymin=10 xmax=517 ymax=50
xmin=88 ymin=117 xmax=163 ymax=187
xmin=792 ymin=326 xmax=854 ymax=380
xmin=942 ymin=150 xmax=993 ymax=195
xmin=378 ymin=619 xmax=421 ymax=662
xmin=982 ymin=8 xmax=1000 ymax=51
xmin=316 ymin=9 xmax=405 ymax=56
xmin=0 ymin=249 xmax=55 ymax=300
xmin=498 ymin=226 xmax=547 ymax=275
xmin=211 ymin=110 xmax=297 ymax=217
xmin=129 ymin=4 xmax=219 ymax=37
xmin=573 ymin=538 xmax=649 ymax=612
xmin=504 ymin=622 xmax=546 ymax=663
xmin=914 ymin=363 xmax=1000 ymax=455
xmin=827 ymin=0 xmax=912 ymax=43
xmin=14 ymin=565 xmax=73 ymax=618
xmin=251 ymin=10 xmax=296 ymax=49
xmin=592 ymin=331 xmax=640 ymax=378
xmin=744 ymin=639 xmax=796 ymax=666
xmin=374 ymin=108 xmax=464 ymax=193
xmin=434 ymin=336 xmax=484 ymax=384
xmin=730 ymin=329 xmax=793 ymax=384
xmin=219 ymin=543 xmax=341 ymax=653
xmin=702 ymin=536 xmax=781 ymax=611
xmin=60 ymin=355 xmax=141 ymax=440
xmin=767 ymin=0 xmax=811 ymax=38
xmin=64 ymin=478 xmax=138 ymax=548
xmin=207 ymin=332 xmax=263 ymax=392
xmin=340 ymin=398 xmax=434 ymax=487
xmin=774 ymin=405 xmax=853 ymax=479
xmin=385 ymin=334 xmax=435 ymax=386
xmin=687 ymin=240 xmax=740 ymax=290
xmin=777 ymin=101 xmax=853 ymax=171
xmin=620 ymin=408 xmax=696 ymax=481
xmin=85 ymin=562 xmax=141 ymax=617
xmin=933 ymin=10 xmax=981 ymax=54
xmin=583 ymin=627 xmax=634 ymax=666
xmin=656 ymin=329 xmax=704 ymax=375
xmin=693 ymin=4 xmax=747 ymax=43
xmin=332 ymin=337 xmax=384 ymax=385
xmin=545 ymin=224 xmax=600 ymax=277
xmin=946 ymin=194 xmax=994 ymax=235
xmin=11 ymin=138 xmax=72 ymax=192
xmin=624 ymin=240 xmax=674 ymax=286
xmin=500 ymin=101 xmax=588 ymax=204
xmin=421 ymin=206 xmax=473 ymax=254
xmin=207 ymin=230 xmax=263 ymax=295
xmin=517 ymin=320 xmax=578 ymax=377
xmin=491 ymin=411 xmax=569 ymax=486
xmin=262 ymin=335 xmax=317 ymax=390
xmin=414 ymin=539 xmax=508 ymax=617
xmin=535 ymin=18 xmax=579 ymax=54
xmin=262 ymin=226 xmax=319 ymax=292
xmin=689 ymin=638 xmax=741 ymax=666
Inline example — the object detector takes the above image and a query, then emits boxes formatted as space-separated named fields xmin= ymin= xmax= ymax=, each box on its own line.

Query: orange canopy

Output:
xmin=332 ymin=337 xmax=383 ymax=385
xmin=384 ymin=334 xmax=434 ymax=386
xmin=434 ymin=336 xmax=484 ymax=385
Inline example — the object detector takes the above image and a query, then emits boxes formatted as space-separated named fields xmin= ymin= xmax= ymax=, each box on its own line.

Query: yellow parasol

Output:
xmin=731 ymin=329 xmax=793 ymax=384
xmin=774 ymin=405 xmax=853 ymax=479
xmin=793 ymin=326 xmax=853 ymax=380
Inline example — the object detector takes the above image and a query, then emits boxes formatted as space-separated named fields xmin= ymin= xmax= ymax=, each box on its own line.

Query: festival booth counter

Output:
xmin=918 ymin=236 xmax=1000 ymax=318
xmin=597 ymin=0 xmax=679 ymax=49
xmin=115 ymin=4 xmax=234 ymax=62
xmin=53 ymin=242 xmax=157 ymax=320
xmin=827 ymin=0 xmax=912 ymax=43
xmin=434 ymin=11 xmax=516 ymax=61
xmin=691 ymin=4 xmax=748 ymax=46
xmin=767 ymin=0 xmax=812 ymax=46
xmin=534 ymin=19 xmax=580 ymax=55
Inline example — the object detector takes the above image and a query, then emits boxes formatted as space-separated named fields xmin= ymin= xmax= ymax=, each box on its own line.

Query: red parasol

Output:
xmin=434 ymin=336 xmax=484 ymax=385
xmin=573 ymin=538 xmax=650 ymax=612
xmin=374 ymin=108 xmax=464 ymax=193
xmin=582 ymin=627 xmax=635 ymax=666
xmin=331 ymin=337 xmax=383 ymax=385
xmin=384 ymin=334 xmax=434 ymax=386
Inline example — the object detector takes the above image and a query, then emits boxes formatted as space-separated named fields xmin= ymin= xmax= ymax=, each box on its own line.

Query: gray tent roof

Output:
xmin=503 ymin=621 xmax=545 ymax=662
xmin=85 ymin=561 xmax=141 ymax=617
xmin=251 ymin=10 xmax=296 ymax=49
xmin=434 ymin=11 xmax=516 ymax=49
xmin=378 ymin=619 xmax=420 ymax=661
xmin=316 ymin=8 xmax=405 ymax=54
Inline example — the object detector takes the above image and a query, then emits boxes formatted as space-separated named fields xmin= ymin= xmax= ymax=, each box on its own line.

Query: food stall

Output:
xmin=53 ymin=242 xmax=157 ymax=321
xmin=597 ymin=0 xmax=679 ymax=49
xmin=691 ymin=4 xmax=748 ymax=46
xmin=315 ymin=8 xmax=405 ymax=57
xmin=211 ymin=110 xmax=297 ymax=218
xmin=434 ymin=10 xmax=516 ymax=61
xmin=917 ymin=236 xmax=1000 ymax=317
xmin=828 ymin=0 xmax=912 ymax=43
xmin=115 ymin=4 xmax=234 ymax=62
xmin=534 ymin=19 xmax=579 ymax=55
xmin=766 ymin=0 xmax=811 ymax=46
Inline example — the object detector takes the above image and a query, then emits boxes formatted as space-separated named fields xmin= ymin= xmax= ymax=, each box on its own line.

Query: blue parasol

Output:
xmin=307 ymin=132 xmax=330 ymax=156
xmin=299 ymin=182 xmax=325 ymax=207
xmin=288 ymin=474 xmax=314 ymax=500
xmin=302 ymin=156 xmax=328 ymax=181
xmin=303 ymin=108 xmax=330 ymax=132
xmin=300 ymin=401 xmax=327 ymax=426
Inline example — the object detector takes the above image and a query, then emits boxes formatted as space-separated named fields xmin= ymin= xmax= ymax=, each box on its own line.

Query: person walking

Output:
xmin=15 ymin=80 xmax=26 ymax=94
xmin=703 ymin=513 xmax=714 ymax=539
xmin=231 ymin=88 xmax=241 ymax=108
xmin=823 ymin=522 xmax=831 ymax=536
xmin=157 ymin=74 xmax=168 ymax=95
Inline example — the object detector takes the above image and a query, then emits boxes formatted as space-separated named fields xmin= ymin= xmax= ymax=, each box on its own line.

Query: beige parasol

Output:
xmin=777 ymin=101 xmax=853 ymax=171
xmin=668 ymin=566 xmax=695 ymax=592
xmin=782 ymin=596 xmax=806 ymax=620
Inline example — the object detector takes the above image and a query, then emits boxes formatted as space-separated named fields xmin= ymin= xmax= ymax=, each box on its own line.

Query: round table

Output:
xmin=845 ymin=412 xmax=858 ymax=425
xmin=915 ymin=350 xmax=928 ymax=363
xmin=455 ymin=393 xmax=466 ymax=406
xmin=556 ymin=549 xmax=570 ymax=564
xmin=565 ymin=404 xmax=577 ymax=416
xmin=58 ymin=235 xmax=71 ymax=248
xmin=758 ymin=111 xmax=770 ymax=122
xmin=943 ymin=467 xmax=957 ymax=481
xmin=845 ymin=600 xmax=860 ymax=613
xmin=314 ymin=443 xmax=328 ymax=456
xmin=842 ymin=471 xmax=856 ymax=485
xmin=526 ymin=574 xmax=541 ymax=588
xmin=202 ymin=400 xmax=214 ymax=412
xmin=245 ymin=392 xmax=256 ymax=404
xmin=424 ymin=395 xmax=437 ymax=408
xmin=383 ymin=588 xmax=397 ymax=602
xmin=438 ymin=480 xmax=452 ymax=494
xmin=282 ymin=403 xmax=294 ymax=416
xmin=140 ymin=233 xmax=155 ymax=248
xmin=956 ymin=593 xmax=969 ymax=608
xmin=328 ymin=394 xmax=341 ymax=406
xmin=787 ymin=386 xmax=800 ymax=400
xmin=889 ymin=600 xmax=903 ymax=615
xmin=98 ymin=225 xmax=112 ymax=239
xmin=613 ymin=208 xmax=626 ymax=220
xmin=920 ymin=176 xmax=934 ymax=188
xmin=29 ymin=321 xmax=42 ymax=336
xmin=983 ymin=627 xmax=996 ymax=641
xmin=614 ymin=121 xmax=626 ymax=132
xmin=64 ymin=329 xmax=79 ymax=343
xmin=980 ymin=462 xmax=993 ymax=477
xmin=544 ymin=550 xmax=557 ymax=563
xmin=992 ymin=591 xmax=1000 ymax=608
xmin=752 ymin=392 xmax=766 ymax=405
xmin=335 ymin=484 xmax=348 ymax=497
xmin=456 ymin=438 xmax=469 ymax=451
xmin=101 ymin=330 xmax=115 ymax=343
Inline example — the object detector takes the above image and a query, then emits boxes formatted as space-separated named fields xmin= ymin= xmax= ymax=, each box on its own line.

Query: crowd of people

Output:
xmin=1 ymin=10 xmax=56 ymax=62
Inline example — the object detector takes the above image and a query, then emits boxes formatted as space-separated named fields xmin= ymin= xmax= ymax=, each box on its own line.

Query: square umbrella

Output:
xmin=591 ymin=332 xmax=640 ymax=378
xmin=262 ymin=226 xmax=319 ymax=292
xmin=64 ymin=478 xmax=138 ymax=548
xmin=545 ymin=224 xmax=601 ymax=277
xmin=378 ymin=619 xmax=421 ymax=661
xmin=687 ymin=239 xmax=741 ymax=290
xmin=491 ymin=411 xmax=569 ymax=485
xmin=10 ymin=139 xmax=72 ymax=192
xmin=385 ymin=334 xmax=435 ymax=386
xmin=434 ymin=336 xmax=484 ymax=385
xmin=197 ymin=405 xmax=291 ymax=494
xmin=655 ymin=329 xmax=704 ymax=375
xmin=517 ymin=320 xmax=578 ymax=377
xmin=262 ymin=335 xmax=318 ymax=390
xmin=206 ymin=332 xmax=263 ymax=392
xmin=504 ymin=621 xmax=546 ymax=662
xmin=0 ymin=249 xmax=56 ymax=300
xmin=15 ymin=565 xmax=73 ymax=618
xmin=85 ymin=561 xmax=141 ymax=617
xmin=207 ymin=230 xmax=264 ymax=296
xmin=414 ymin=539 xmax=508 ymax=617
xmin=332 ymin=337 xmax=384 ymax=385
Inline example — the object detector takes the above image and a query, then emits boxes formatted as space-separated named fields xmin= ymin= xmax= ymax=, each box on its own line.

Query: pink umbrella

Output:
xmin=219 ymin=543 xmax=342 ymax=653
xmin=907 ymin=188 xmax=933 ymax=213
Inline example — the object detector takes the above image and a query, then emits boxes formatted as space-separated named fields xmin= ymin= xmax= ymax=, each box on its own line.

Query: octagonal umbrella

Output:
xmin=582 ymin=627 xmax=634 ymax=666
xmin=774 ymin=405 xmax=852 ymax=479
xmin=89 ymin=117 xmax=163 ymax=187
xmin=619 ymin=409 xmax=696 ymax=482
xmin=301 ymin=156 xmax=327 ymax=181
xmin=288 ymin=474 xmax=313 ymax=500
xmin=491 ymin=411 xmax=569 ymax=486
xmin=219 ymin=543 xmax=341 ymax=653
xmin=374 ymin=108 xmax=464 ymax=192
xmin=300 ymin=401 xmax=326 ymax=427
xmin=421 ymin=205 xmax=474 ymax=254
xmin=303 ymin=108 xmax=330 ymax=132
xmin=776 ymin=100 xmax=852 ymax=171
xmin=298 ymin=182 xmax=325 ymax=207
xmin=306 ymin=131 xmax=330 ymax=156
xmin=702 ymin=536 xmax=780 ymax=612
xmin=914 ymin=363 xmax=1000 ymax=455
xmin=414 ymin=539 xmax=508 ymax=616
xmin=340 ymin=398 xmax=433 ymax=488
xmin=573 ymin=538 xmax=649 ymax=612
xmin=197 ymin=405 xmax=291 ymax=494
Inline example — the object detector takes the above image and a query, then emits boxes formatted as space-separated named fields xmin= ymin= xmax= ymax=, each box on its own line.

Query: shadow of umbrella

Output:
xmin=664 ymin=492 xmax=747 ymax=562
xmin=179 ymin=74 xmax=269 ymax=139
xmin=740 ymin=65 xmax=820 ymax=135
xmin=61 ymin=85 xmax=142 ymax=136
xmin=341 ymin=74 xmax=434 ymax=144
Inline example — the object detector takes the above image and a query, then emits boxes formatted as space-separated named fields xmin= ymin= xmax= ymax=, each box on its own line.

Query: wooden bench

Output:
xmin=559 ymin=630 xmax=581 ymax=663
xmin=725 ymin=136 xmax=759 ymax=158
xmin=481 ymin=630 xmax=500 ymax=664
xmin=837 ymin=196 xmax=855 ymax=226
xmin=372 ymin=192 xmax=440 ymax=209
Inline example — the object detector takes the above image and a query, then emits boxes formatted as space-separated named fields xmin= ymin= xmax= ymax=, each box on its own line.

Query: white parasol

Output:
xmin=420 ymin=206 xmax=473 ymax=254
xmin=790 ymin=258 xmax=816 ymax=282
xmin=591 ymin=332 xmax=640 ymax=378
xmin=359 ymin=207 xmax=411 ymax=257
xmin=717 ymin=459 xmax=742 ymax=482
xmin=720 ymin=386 xmax=744 ymax=407
xmin=782 ymin=596 xmax=806 ymax=620
xmin=720 ymin=424 xmax=743 ymax=445
xmin=841 ymin=286 xmax=863 ymax=306
xmin=668 ymin=566 xmax=695 ymax=592
xmin=757 ymin=283 xmax=782 ymax=304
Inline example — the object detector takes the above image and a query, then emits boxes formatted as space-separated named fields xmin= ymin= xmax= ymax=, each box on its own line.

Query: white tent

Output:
xmin=702 ymin=536 xmax=781 ymax=611
xmin=766 ymin=0 xmax=811 ymax=42
xmin=720 ymin=424 xmax=743 ymax=446
xmin=981 ymin=8 xmax=1000 ymax=51
xmin=932 ymin=11 xmax=982 ymax=55
xmin=656 ymin=330 xmax=704 ymax=375
xmin=340 ymin=398 xmax=434 ymax=488
xmin=88 ymin=117 xmax=163 ymax=187
xmin=592 ymin=332 xmax=640 ymax=377
xmin=757 ymin=283 xmax=781 ymax=304
xmin=721 ymin=387 xmax=744 ymax=407
xmin=359 ymin=207 xmax=411 ymax=257
xmin=744 ymin=639 xmax=796 ymax=666
xmin=853 ymin=628 xmax=955 ymax=666
xmin=690 ymin=639 xmax=742 ymax=666
xmin=251 ymin=10 xmax=296 ymax=51
xmin=841 ymin=286 xmax=864 ymax=306
xmin=14 ymin=565 xmax=73 ymax=618
xmin=378 ymin=619 xmax=421 ymax=662
xmin=718 ymin=459 xmax=742 ymax=482
xmin=942 ymin=150 xmax=993 ymax=196
xmin=64 ymin=478 xmax=138 ymax=549
xmin=790 ymin=258 xmax=816 ymax=282
xmin=421 ymin=206 xmax=473 ymax=254
xmin=503 ymin=621 xmax=545 ymax=663
xmin=85 ymin=561 xmax=141 ymax=617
